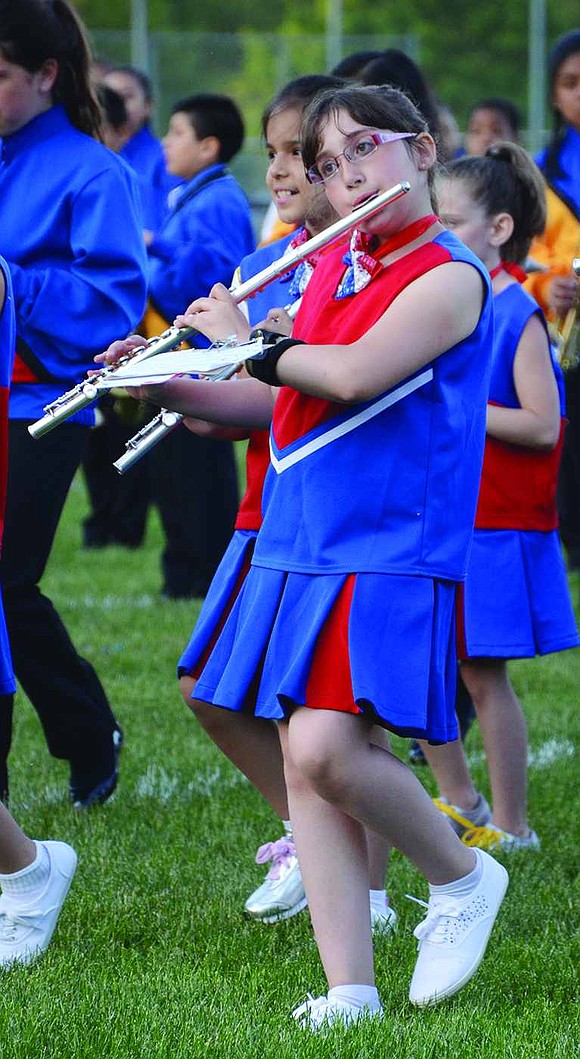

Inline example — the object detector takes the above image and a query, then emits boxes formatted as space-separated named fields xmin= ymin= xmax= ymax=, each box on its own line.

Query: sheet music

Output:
xmin=96 ymin=337 xmax=265 ymax=388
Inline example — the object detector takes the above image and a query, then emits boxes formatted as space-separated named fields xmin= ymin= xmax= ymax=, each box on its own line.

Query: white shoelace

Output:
xmin=0 ymin=906 xmax=42 ymax=940
xmin=407 ymin=894 xmax=461 ymax=944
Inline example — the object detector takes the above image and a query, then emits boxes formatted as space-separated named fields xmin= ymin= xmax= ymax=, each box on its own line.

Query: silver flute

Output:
xmin=112 ymin=355 xmax=248 ymax=475
xmin=113 ymin=304 xmax=301 ymax=474
xmin=28 ymin=181 xmax=410 ymax=440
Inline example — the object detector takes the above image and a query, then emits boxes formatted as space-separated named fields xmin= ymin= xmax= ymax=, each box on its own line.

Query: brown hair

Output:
xmin=0 ymin=0 xmax=101 ymax=139
xmin=301 ymin=84 xmax=438 ymax=206
xmin=444 ymin=141 xmax=546 ymax=264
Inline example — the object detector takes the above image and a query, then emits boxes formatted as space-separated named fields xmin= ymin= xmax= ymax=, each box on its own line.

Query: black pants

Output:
xmin=149 ymin=425 xmax=239 ymax=598
xmin=0 ymin=421 xmax=118 ymax=771
xmin=0 ymin=694 xmax=13 ymax=800
xmin=81 ymin=394 xmax=151 ymax=548
xmin=558 ymin=366 xmax=580 ymax=569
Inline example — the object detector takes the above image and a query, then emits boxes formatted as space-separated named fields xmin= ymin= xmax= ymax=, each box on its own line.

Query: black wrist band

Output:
xmin=245 ymin=337 xmax=305 ymax=386
xmin=248 ymin=327 xmax=287 ymax=345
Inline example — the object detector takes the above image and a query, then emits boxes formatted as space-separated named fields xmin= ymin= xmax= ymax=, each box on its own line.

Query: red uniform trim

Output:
xmin=11 ymin=352 xmax=39 ymax=384
xmin=455 ymin=582 xmax=468 ymax=660
xmin=475 ymin=411 xmax=565 ymax=530
xmin=234 ymin=429 xmax=270 ymax=531
xmin=305 ymin=574 xmax=359 ymax=712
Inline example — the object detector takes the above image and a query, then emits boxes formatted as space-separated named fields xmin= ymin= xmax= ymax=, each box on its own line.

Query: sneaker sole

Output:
xmin=410 ymin=861 xmax=509 ymax=1007
xmin=245 ymin=895 xmax=308 ymax=924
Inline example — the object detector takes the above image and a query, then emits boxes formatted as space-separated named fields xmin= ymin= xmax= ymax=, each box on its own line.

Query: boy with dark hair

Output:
xmin=172 ymin=93 xmax=245 ymax=163
xmin=146 ymin=93 xmax=253 ymax=322
xmin=144 ymin=92 xmax=255 ymax=600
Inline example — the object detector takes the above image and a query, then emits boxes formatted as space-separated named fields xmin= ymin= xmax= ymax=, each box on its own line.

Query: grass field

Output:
xmin=0 ymin=465 xmax=579 ymax=1058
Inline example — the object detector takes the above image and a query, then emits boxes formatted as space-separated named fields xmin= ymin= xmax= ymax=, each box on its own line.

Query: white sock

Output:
xmin=282 ymin=819 xmax=293 ymax=840
xmin=429 ymin=850 xmax=482 ymax=901
xmin=0 ymin=841 xmax=50 ymax=899
xmin=327 ymin=984 xmax=381 ymax=1011
xmin=369 ymin=888 xmax=389 ymax=915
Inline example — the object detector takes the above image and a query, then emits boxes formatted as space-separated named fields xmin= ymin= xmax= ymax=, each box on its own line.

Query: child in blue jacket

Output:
xmin=145 ymin=94 xmax=255 ymax=600
xmin=0 ymin=0 xmax=147 ymax=807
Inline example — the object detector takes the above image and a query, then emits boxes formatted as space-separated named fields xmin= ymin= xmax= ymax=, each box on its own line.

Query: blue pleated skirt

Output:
xmin=178 ymin=529 xmax=257 ymax=677
xmin=459 ymin=528 xmax=579 ymax=658
xmin=193 ymin=564 xmax=460 ymax=743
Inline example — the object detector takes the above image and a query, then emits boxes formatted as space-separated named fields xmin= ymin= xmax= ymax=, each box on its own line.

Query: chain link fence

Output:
xmin=91 ymin=30 xmax=418 ymax=227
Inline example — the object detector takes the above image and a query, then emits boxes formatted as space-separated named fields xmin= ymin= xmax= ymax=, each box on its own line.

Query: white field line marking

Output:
xmin=134 ymin=763 xmax=249 ymax=802
xmin=466 ymin=737 xmax=575 ymax=770
xmin=11 ymin=738 xmax=574 ymax=811
xmin=61 ymin=594 xmax=158 ymax=610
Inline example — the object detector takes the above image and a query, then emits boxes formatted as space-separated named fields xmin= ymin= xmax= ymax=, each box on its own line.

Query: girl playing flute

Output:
xmin=170 ymin=83 xmax=507 ymax=1027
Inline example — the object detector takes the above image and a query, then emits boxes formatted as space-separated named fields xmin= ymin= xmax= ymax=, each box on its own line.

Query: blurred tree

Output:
xmin=78 ymin=0 xmax=580 ymax=186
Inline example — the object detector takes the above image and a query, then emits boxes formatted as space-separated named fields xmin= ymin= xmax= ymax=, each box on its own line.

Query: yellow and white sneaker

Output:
xmin=461 ymin=823 xmax=540 ymax=851
xmin=434 ymin=794 xmax=492 ymax=837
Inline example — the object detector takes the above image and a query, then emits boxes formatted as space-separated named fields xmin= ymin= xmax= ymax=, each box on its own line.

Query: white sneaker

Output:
xmin=244 ymin=838 xmax=307 ymax=923
xmin=292 ymin=993 xmax=383 ymax=1031
xmin=371 ymin=903 xmax=398 ymax=936
xmin=0 ymin=841 xmax=77 ymax=967
xmin=408 ymin=849 xmax=508 ymax=1006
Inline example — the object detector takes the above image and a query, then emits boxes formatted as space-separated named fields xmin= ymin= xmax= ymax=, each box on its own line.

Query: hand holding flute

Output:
xmin=27 ymin=183 xmax=411 ymax=440
xmin=109 ymin=292 xmax=299 ymax=474
xmin=173 ymin=282 xmax=252 ymax=349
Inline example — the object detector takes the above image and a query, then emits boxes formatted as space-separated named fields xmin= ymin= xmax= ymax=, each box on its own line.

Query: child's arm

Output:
xmin=178 ymin=262 xmax=485 ymax=403
xmin=98 ymin=332 xmax=276 ymax=430
xmin=486 ymin=313 xmax=561 ymax=450
xmin=144 ymin=375 xmax=275 ymax=429
xmin=6 ymin=167 xmax=147 ymax=373
xmin=181 ymin=418 xmax=250 ymax=441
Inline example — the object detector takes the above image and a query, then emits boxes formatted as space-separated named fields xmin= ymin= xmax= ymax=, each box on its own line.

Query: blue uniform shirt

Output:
xmin=0 ymin=105 xmax=148 ymax=422
xmin=120 ymin=124 xmax=181 ymax=231
xmin=147 ymin=163 xmax=255 ymax=325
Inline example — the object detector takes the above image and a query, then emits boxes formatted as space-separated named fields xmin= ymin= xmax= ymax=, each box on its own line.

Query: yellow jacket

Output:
xmin=525 ymin=185 xmax=580 ymax=318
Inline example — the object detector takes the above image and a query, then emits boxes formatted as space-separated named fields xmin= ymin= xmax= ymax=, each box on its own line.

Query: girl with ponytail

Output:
xmin=421 ymin=142 xmax=579 ymax=851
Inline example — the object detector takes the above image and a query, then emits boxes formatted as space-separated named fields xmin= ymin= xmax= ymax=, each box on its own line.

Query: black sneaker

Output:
xmin=69 ymin=728 xmax=123 ymax=809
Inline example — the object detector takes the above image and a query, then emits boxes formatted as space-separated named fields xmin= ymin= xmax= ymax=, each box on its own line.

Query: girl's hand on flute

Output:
xmin=261 ymin=307 xmax=294 ymax=337
xmin=174 ymin=283 xmax=251 ymax=345
xmin=94 ymin=335 xmax=147 ymax=367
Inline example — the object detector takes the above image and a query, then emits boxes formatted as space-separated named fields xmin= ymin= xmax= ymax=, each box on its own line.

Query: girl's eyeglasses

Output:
xmin=307 ymin=131 xmax=416 ymax=185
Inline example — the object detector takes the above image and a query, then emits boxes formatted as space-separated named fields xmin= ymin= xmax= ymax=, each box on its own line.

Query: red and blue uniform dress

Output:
xmin=457 ymin=280 xmax=580 ymax=659
xmin=192 ymin=226 xmax=494 ymax=743
xmin=178 ymin=230 xmax=303 ymax=677
xmin=0 ymin=258 xmax=16 ymax=697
